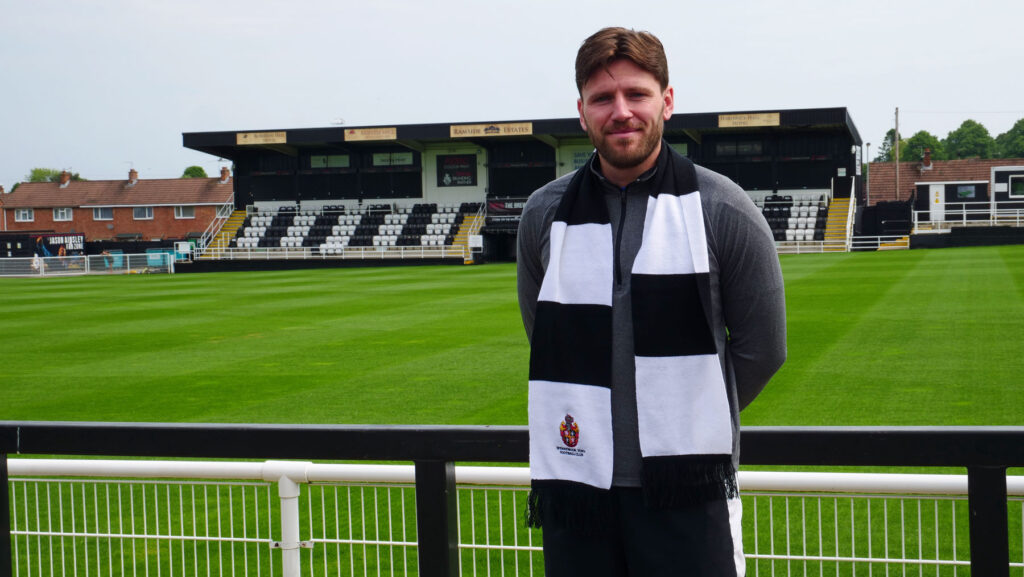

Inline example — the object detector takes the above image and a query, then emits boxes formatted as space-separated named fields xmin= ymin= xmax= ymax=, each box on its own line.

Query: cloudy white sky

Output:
xmin=2 ymin=0 xmax=1021 ymax=191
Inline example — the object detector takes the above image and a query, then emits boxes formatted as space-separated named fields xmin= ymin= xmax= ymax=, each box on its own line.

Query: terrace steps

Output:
xmin=454 ymin=215 xmax=484 ymax=264
xmin=879 ymin=236 xmax=910 ymax=250
xmin=199 ymin=210 xmax=247 ymax=259
xmin=823 ymin=197 xmax=851 ymax=252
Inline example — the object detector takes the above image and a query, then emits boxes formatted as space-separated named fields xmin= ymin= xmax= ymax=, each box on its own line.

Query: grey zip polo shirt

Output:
xmin=517 ymin=145 xmax=786 ymax=487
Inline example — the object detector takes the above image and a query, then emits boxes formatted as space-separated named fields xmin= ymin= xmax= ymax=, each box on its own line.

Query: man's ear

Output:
xmin=578 ymin=98 xmax=587 ymax=131
xmin=663 ymin=86 xmax=674 ymax=120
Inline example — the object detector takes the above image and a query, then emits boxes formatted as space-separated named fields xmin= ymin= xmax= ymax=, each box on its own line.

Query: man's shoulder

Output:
xmin=694 ymin=164 xmax=745 ymax=200
xmin=694 ymin=163 xmax=758 ymax=216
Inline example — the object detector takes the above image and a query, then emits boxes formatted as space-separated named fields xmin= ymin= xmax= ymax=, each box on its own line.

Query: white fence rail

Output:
xmin=850 ymin=235 xmax=911 ymax=251
xmin=212 ymin=245 xmax=470 ymax=261
xmin=776 ymin=236 xmax=911 ymax=254
xmin=775 ymin=240 xmax=848 ymax=254
xmin=914 ymin=206 xmax=1024 ymax=232
xmin=7 ymin=459 xmax=1024 ymax=576
xmin=0 ymin=253 xmax=175 ymax=278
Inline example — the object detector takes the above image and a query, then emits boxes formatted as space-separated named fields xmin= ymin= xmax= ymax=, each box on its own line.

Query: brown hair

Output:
xmin=575 ymin=27 xmax=669 ymax=93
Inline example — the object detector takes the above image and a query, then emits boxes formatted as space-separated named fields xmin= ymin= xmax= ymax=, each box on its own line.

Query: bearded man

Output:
xmin=517 ymin=27 xmax=787 ymax=576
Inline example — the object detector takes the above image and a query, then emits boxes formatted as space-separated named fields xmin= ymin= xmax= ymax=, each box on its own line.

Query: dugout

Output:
xmin=183 ymin=107 xmax=862 ymax=260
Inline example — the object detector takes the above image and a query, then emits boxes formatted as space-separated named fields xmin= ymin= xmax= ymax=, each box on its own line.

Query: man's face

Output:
xmin=578 ymin=58 xmax=674 ymax=176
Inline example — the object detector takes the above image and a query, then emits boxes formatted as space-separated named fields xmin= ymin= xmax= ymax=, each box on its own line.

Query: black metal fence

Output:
xmin=3 ymin=422 xmax=1024 ymax=577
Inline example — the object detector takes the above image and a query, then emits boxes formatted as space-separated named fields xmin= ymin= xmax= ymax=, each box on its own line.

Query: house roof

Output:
xmin=868 ymin=158 xmax=1024 ymax=203
xmin=0 ymin=176 xmax=234 ymax=209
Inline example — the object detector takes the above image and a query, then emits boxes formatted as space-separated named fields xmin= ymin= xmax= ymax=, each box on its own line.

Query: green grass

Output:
xmin=0 ymin=265 xmax=528 ymax=425
xmin=745 ymin=245 xmax=1024 ymax=427
xmin=2 ymin=245 xmax=1023 ymax=428
xmin=4 ymin=245 xmax=1024 ymax=575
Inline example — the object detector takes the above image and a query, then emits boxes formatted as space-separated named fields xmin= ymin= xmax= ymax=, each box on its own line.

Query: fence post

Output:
xmin=1 ymin=454 xmax=11 ymax=577
xmin=967 ymin=466 xmax=1009 ymax=577
xmin=263 ymin=461 xmax=311 ymax=577
xmin=414 ymin=460 xmax=458 ymax=577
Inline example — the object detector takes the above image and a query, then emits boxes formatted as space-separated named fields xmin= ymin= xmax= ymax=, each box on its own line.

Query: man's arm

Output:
xmin=703 ymin=171 xmax=787 ymax=410
xmin=516 ymin=194 xmax=548 ymax=344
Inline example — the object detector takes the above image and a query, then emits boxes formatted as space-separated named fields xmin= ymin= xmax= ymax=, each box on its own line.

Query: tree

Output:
xmin=182 ymin=165 xmax=208 ymax=178
xmin=902 ymin=131 xmax=945 ymax=163
xmin=27 ymin=168 xmax=62 ymax=182
xmin=874 ymin=128 xmax=903 ymax=162
xmin=26 ymin=168 xmax=85 ymax=183
xmin=943 ymin=119 xmax=995 ymax=159
xmin=995 ymin=118 xmax=1024 ymax=158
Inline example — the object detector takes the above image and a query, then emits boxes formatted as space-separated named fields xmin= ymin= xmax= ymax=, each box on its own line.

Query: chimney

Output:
xmin=59 ymin=171 xmax=71 ymax=188
xmin=920 ymin=148 xmax=933 ymax=172
xmin=128 ymin=168 xmax=138 ymax=186
xmin=219 ymin=166 xmax=231 ymax=183
xmin=0 ymin=185 xmax=5 ymax=194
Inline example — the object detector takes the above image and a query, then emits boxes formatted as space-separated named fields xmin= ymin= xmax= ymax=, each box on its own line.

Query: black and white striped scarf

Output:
xmin=527 ymin=149 xmax=737 ymax=528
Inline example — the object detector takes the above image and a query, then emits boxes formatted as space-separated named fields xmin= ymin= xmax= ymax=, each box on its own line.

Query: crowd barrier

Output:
xmin=3 ymin=423 xmax=1024 ymax=577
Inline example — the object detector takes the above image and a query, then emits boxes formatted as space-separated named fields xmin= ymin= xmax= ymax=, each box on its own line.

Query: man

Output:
xmin=517 ymin=27 xmax=786 ymax=576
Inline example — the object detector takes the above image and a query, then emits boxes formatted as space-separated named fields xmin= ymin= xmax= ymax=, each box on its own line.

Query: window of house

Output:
xmin=53 ymin=207 xmax=73 ymax=221
xmin=174 ymin=206 xmax=195 ymax=219
xmin=956 ymin=185 xmax=976 ymax=200
xmin=1010 ymin=175 xmax=1024 ymax=198
xmin=14 ymin=208 xmax=34 ymax=222
xmin=93 ymin=207 xmax=113 ymax=221
xmin=133 ymin=206 xmax=154 ymax=220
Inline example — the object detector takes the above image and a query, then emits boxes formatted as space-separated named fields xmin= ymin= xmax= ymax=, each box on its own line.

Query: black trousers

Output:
xmin=540 ymin=487 xmax=744 ymax=576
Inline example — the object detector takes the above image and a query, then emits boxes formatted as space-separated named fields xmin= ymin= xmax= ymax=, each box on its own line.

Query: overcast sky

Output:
xmin=3 ymin=0 xmax=1022 ymax=191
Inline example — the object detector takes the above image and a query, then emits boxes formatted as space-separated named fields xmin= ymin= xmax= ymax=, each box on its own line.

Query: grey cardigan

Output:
xmin=517 ymin=150 xmax=787 ymax=486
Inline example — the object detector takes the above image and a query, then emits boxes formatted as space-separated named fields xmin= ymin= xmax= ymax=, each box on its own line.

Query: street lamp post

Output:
xmin=865 ymin=142 xmax=871 ymax=205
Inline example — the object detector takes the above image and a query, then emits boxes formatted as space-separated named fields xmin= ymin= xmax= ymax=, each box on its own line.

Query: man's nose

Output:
xmin=610 ymin=93 xmax=632 ymax=121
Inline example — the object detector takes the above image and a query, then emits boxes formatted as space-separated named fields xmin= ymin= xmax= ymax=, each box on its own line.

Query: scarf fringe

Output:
xmin=641 ymin=455 xmax=738 ymax=508
xmin=525 ymin=481 xmax=615 ymax=535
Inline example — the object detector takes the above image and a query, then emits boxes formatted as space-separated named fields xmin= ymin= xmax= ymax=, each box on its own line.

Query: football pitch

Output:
xmin=2 ymin=244 xmax=1023 ymax=429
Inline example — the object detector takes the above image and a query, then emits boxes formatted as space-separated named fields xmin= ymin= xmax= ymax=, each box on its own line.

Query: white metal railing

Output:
xmin=849 ymin=235 xmax=911 ymax=251
xmin=775 ymin=240 xmax=847 ymax=255
xmin=775 ymin=235 xmax=910 ymax=255
xmin=7 ymin=459 xmax=1024 ymax=577
xmin=215 ymin=245 xmax=469 ymax=261
xmin=196 ymin=202 xmax=236 ymax=257
xmin=0 ymin=253 xmax=175 ymax=277
xmin=913 ymin=207 xmax=1024 ymax=232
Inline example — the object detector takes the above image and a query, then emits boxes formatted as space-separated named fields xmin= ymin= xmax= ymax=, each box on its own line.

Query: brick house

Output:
xmin=868 ymin=152 xmax=1024 ymax=211
xmin=0 ymin=168 xmax=234 ymax=245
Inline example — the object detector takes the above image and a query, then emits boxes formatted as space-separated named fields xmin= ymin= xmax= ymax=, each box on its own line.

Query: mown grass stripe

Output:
xmin=1 ymin=246 xmax=1022 ymax=430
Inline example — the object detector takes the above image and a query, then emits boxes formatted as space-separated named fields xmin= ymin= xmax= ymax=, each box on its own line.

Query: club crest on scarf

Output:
xmin=559 ymin=414 xmax=579 ymax=448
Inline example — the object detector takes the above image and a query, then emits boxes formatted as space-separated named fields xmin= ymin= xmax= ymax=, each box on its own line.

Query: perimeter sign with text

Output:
xmin=450 ymin=122 xmax=533 ymax=138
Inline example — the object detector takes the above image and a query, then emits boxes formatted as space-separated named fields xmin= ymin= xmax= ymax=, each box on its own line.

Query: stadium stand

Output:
xmin=233 ymin=202 xmax=483 ymax=255
xmin=759 ymin=192 xmax=829 ymax=243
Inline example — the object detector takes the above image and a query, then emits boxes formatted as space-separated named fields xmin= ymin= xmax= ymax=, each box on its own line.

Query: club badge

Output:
xmin=559 ymin=414 xmax=579 ymax=448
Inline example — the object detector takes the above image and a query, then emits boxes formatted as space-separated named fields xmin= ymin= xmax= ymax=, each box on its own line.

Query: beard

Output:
xmin=586 ymin=116 xmax=665 ymax=171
